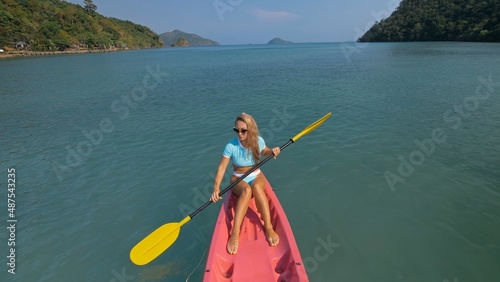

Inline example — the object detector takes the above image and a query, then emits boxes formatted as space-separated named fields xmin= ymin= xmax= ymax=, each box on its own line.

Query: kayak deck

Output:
xmin=203 ymin=178 xmax=308 ymax=282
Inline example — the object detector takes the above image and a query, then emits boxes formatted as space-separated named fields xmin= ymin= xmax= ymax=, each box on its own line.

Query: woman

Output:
xmin=210 ymin=113 xmax=281 ymax=255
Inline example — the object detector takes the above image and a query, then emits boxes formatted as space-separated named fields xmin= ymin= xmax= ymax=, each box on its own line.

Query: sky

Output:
xmin=66 ymin=0 xmax=402 ymax=45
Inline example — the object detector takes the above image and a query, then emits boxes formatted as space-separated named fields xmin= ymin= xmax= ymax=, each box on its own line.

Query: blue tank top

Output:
xmin=222 ymin=137 xmax=266 ymax=166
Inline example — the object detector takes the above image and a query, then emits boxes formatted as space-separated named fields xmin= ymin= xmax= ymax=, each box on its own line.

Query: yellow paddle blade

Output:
xmin=291 ymin=112 xmax=332 ymax=142
xmin=130 ymin=216 xmax=191 ymax=265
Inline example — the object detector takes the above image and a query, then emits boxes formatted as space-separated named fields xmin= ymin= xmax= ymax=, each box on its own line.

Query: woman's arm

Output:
xmin=211 ymin=156 xmax=230 ymax=202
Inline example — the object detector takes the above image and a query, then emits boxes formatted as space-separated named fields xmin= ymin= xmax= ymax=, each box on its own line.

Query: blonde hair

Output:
xmin=236 ymin=113 xmax=261 ymax=164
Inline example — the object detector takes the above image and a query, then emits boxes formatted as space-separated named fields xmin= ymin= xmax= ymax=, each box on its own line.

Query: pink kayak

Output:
xmin=203 ymin=176 xmax=309 ymax=281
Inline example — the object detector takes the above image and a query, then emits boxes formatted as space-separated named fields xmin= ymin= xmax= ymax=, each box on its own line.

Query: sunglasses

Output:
xmin=233 ymin=127 xmax=248 ymax=134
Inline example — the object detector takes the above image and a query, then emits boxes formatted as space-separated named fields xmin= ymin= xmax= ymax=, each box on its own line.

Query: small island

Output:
xmin=160 ymin=29 xmax=219 ymax=47
xmin=267 ymin=38 xmax=293 ymax=45
xmin=171 ymin=37 xmax=189 ymax=47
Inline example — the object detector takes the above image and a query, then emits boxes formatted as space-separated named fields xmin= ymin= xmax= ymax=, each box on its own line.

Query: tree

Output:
xmin=84 ymin=0 xmax=97 ymax=14
xmin=0 ymin=0 xmax=162 ymax=51
xmin=358 ymin=0 xmax=500 ymax=42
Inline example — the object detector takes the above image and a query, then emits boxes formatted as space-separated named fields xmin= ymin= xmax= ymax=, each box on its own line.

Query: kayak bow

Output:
xmin=203 ymin=176 xmax=309 ymax=281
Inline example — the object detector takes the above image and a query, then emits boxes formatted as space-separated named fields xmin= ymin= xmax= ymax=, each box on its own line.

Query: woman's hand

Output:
xmin=211 ymin=187 xmax=222 ymax=202
xmin=271 ymin=147 xmax=281 ymax=159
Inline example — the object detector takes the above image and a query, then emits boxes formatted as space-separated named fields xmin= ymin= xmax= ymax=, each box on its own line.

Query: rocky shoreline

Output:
xmin=0 ymin=48 xmax=129 ymax=59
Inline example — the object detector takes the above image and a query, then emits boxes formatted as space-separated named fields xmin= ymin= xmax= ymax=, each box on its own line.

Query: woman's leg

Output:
xmin=227 ymin=176 xmax=252 ymax=254
xmin=251 ymin=173 xmax=279 ymax=246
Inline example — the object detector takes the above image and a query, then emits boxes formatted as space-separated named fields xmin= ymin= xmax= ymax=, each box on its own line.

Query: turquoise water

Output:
xmin=0 ymin=42 xmax=499 ymax=281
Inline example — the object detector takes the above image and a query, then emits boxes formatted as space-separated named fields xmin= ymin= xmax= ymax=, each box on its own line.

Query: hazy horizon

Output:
xmin=65 ymin=0 xmax=402 ymax=45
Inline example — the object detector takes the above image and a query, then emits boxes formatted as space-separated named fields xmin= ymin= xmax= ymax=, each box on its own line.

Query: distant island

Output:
xmin=159 ymin=30 xmax=220 ymax=47
xmin=358 ymin=0 xmax=500 ymax=42
xmin=0 ymin=0 xmax=162 ymax=54
xmin=171 ymin=37 xmax=189 ymax=47
xmin=267 ymin=38 xmax=293 ymax=45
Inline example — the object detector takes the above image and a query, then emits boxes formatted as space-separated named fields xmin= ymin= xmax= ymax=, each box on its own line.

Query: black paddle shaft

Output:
xmin=189 ymin=139 xmax=294 ymax=219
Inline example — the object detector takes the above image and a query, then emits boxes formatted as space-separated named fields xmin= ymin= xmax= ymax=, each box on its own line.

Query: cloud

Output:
xmin=251 ymin=9 xmax=301 ymax=21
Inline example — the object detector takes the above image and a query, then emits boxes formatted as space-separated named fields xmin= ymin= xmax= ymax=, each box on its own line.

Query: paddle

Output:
xmin=130 ymin=112 xmax=332 ymax=265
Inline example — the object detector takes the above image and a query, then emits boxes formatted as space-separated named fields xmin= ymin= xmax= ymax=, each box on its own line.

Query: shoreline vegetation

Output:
xmin=0 ymin=0 xmax=163 ymax=57
xmin=358 ymin=0 xmax=500 ymax=42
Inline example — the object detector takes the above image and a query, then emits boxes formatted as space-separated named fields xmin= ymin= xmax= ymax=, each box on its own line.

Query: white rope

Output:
xmin=185 ymin=247 xmax=208 ymax=282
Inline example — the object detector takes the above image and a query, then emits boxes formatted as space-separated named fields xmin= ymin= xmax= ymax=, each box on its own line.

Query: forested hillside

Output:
xmin=358 ymin=0 xmax=500 ymax=42
xmin=0 ymin=0 xmax=163 ymax=51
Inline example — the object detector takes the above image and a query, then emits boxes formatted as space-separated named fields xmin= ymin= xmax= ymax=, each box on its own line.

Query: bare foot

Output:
xmin=227 ymin=232 xmax=239 ymax=255
xmin=266 ymin=228 xmax=279 ymax=246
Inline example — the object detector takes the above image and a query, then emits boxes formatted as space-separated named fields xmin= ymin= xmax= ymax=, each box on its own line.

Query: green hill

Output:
xmin=358 ymin=0 xmax=500 ymax=42
xmin=0 ymin=0 xmax=163 ymax=51
xmin=159 ymin=29 xmax=219 ymax=47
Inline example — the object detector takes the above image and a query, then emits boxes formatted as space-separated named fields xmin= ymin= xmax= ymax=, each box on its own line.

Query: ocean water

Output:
xmin=0 ymin=42 xmax=499 ymax=282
